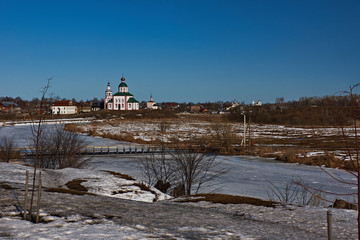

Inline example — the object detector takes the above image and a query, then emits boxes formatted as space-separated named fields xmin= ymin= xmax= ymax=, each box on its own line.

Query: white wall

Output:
xmin=51 ymin=106 xmax=77 ymax=115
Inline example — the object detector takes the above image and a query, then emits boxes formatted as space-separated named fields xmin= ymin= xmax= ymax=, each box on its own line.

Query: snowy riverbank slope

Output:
xmin=0 ymin=162 xmax=357 ymax=239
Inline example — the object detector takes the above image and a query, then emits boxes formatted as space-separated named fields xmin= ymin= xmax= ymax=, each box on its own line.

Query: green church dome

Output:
xmin=119 ymin=82 xmax=128 ymax=88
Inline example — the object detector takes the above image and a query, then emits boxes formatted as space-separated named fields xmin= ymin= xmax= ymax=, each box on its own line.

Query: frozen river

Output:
xmin=89 ymin=154 xmax=356 ymax=202
xmin=0 ymin=124 xmax=356 ymax=202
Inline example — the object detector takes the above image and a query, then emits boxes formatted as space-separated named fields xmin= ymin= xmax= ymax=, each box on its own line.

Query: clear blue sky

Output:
xmin=1 ymin=0 xmax=359 ymax=103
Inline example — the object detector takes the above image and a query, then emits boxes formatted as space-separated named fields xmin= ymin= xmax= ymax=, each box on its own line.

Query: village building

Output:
xmin=51 ymin=100 xmax=77 ymax=115
xmin=226 ymin=101 xmax=240 ymax=111
xmin=78 ymin=105 xmax=91 ymax=113
xmin=146 ymin=94 xmax=158 ymax=110
xmin=190 ymin=104 xmax=203 ymax=112
xmin=104 ymin=76 xmax=140 ymax=111
xmin=91 ymin=102 xmax=101 ymax=111
xmin=78 ymin=101 xmax=101 ymax=113
xmin=162 ymin=102 xmax=180 ymax=111
xmin=252 ymin=100 xmax=263 ymax=106
xmin=0 ymin=102 xmax=21 ymax=112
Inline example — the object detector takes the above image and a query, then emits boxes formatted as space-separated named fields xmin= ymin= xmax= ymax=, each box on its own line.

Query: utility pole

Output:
xmin=242 ymin=112 xmax=246 ymax=147
xmin=248 ymin=115 xmax=251 ymax=149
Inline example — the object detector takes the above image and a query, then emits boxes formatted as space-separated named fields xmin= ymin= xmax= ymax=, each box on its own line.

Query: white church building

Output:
xmin=104 ymin=76 xmax=140 ymax=111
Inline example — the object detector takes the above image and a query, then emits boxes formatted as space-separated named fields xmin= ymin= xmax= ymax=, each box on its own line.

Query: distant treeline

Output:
xmin=1 ymin=94 xmax=359 ymax=126
xmin=227 ymin=95 xmax=359 ymax=126
xmin=0 ymin=96 xmax=100 ymax=109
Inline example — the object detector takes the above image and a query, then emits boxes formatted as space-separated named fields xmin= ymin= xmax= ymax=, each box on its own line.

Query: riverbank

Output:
xmin=63 ymin=114 xmax=355 ymax=171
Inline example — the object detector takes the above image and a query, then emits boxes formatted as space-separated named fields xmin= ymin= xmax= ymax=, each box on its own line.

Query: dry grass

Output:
xmin=46 ymin=188 xmax=96 ymax=196
xmin=0 ymin=182 xmax=15 ymax=190
xmin=111 ymin=189 xmax=133 ymax=194
xmin=65 ymin=179 xmax=88 ymax=192
xmin=105 ymin=170 xmax=135 ymax=181
xmin=101 ymin=132 xmax=148 ymax=144
xmin=179 ymin=113 xmax=223 ymax=122
xmin=0 ymin=151 xmax=21 ymax=162
xmin=177 ymin=193 xmax=276 ymax=207
xmin=64 ymin=123 xmax=87 ymax=134
xmin=250 ymin=146 xmax=352 ymax=169
xmin=134 ymin=182 xmax=157 ymax=195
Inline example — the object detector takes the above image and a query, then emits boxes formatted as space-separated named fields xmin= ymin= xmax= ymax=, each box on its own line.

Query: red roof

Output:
xmin=53 ymin=100 xmax=72 ymax=106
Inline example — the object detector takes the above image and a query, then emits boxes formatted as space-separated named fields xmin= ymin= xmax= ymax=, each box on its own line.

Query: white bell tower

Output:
xmin=104 ymin=82 xmax=113 ymax=109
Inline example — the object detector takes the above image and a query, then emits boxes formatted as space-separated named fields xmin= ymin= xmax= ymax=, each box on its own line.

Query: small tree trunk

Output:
xmin=327 ymin=209 xmax=332 ymax=240
xmin=29 ymin=165 xmax=37 ymax=222
xmin=36 ymin=171 xmax=42 ymax=223
xmin=24 ymin=170 xmax=29 ymax=220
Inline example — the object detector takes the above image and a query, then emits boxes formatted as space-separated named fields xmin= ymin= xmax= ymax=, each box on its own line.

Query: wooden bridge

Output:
xmin=12 ymin=145 xmax=165 ymax=157
xmin=82 ymin=145 xmax=164 ymax=155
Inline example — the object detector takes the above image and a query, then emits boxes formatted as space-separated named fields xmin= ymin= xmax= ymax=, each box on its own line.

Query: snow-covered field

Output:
xmin=74 ymin=117 xmax=354 ymax=157
xmin=0 ymin=162 xmax=358 ymax=239
xmin=0 ymin=123 xmax=358 ymax=239
xmin=75 ymin=117 xmax=352 ymax=142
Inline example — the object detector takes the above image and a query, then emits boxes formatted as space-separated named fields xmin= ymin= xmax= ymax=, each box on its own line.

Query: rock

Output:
xmin=332 ymin=199 xmax=357 ymax=210
xmin=171 ymin=183 xmax=185 ymax=197
xmin=154 ymin=180 xmax=171 ymax=193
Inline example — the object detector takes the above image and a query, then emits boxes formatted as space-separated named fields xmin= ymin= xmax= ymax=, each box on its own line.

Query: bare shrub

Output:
xmin=138 ymin=141 xmax=227 ymax=196
xmin=267 ymin=178 xmax=323 ymax=206
xmin=29 ymin=126 xmax=89 ymax=169
xmin=209 ymin=120 xmax=240 ymax=154
xmin=138 ymin=146 xmax=178 ymax=194
xmin=171 ymin=143 xmax=227 ymax=196
xmin=159 ymin=121 xmax=171 ymax=133
xmin=171 ymin=183 xmax=185 ymax=197
xmin=0 ymin=136 xmax=16 ymax=162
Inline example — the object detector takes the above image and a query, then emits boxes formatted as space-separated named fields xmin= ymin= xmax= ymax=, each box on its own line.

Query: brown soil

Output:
xmin=177 ymin=193 xmax=276 ymax=208
xmin=0 ymin=182 xmax=15 ymax=190
xmin=65 ymin=179 xmax=88 ymax=192
xmin=105 ymin=170 xmax=135 ymax=181
xmin=46 ymin=188 xmax=96 ymax=196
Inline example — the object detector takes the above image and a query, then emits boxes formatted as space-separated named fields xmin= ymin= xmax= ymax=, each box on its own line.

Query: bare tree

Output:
xmin=138 ymin=146 xmax=178 ymax=194
xmin=171 ymin=143 xmax=227 ymax=196
xmin=139 ymin=142 xmax=227 ymax=196
xmin=0 ymin=136 xmax=16 ymax=162
xmin=295 ymin=84 xmax=360 ymax=239
xmin=30 ymin=126 xmax=89 ymax=169
xmin=209 ymin=120 xmax=239 ymax=154
xmin=28 ymin=78 xmax=51 ymax=222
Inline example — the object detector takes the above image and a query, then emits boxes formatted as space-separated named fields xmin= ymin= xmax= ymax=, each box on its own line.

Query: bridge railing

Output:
xmin=9 ymin=145 xmax=165 ymax=157
xmin=83 ymin=145 xmax=160 ymax=155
